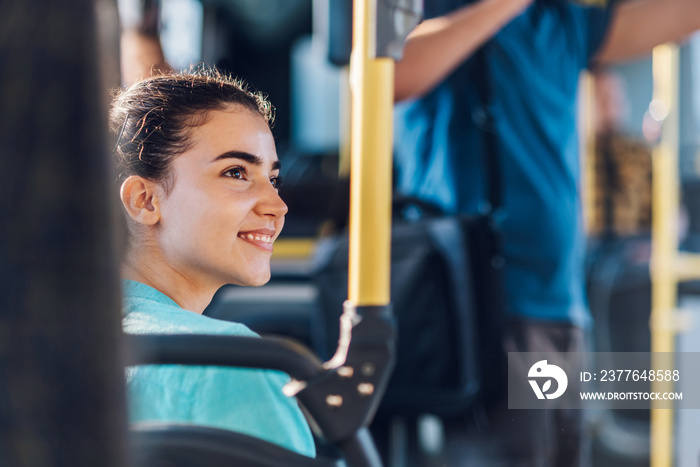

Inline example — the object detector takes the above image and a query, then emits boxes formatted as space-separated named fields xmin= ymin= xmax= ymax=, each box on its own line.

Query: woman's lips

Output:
xmin=237 ymin=231 xmax=274 ymax=252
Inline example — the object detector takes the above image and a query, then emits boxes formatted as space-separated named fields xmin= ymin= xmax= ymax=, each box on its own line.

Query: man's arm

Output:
xmin=118 ymin=0 xmax=173 ymax=86
xmin=394 ymin=0 xmax=533 ymax=102
xmin=595 ymin=0 xmax=700 ymax=66
xmin=121 ymin=31 xmax=173 ymax=86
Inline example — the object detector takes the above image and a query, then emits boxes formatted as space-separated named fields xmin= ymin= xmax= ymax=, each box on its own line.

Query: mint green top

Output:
xmin=122 ymin=280 xmax=315 ymax=457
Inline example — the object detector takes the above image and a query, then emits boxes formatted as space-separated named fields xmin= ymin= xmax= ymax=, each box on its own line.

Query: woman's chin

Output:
xmin=233 ymin=271 xmax=271 ymax=287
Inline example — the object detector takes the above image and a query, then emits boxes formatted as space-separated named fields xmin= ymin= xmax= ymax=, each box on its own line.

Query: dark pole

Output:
xmin=0 ymin=1 xmax=128 ymax=466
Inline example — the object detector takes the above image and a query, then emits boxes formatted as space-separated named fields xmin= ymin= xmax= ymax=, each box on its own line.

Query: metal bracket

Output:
xmin=293 ymin=303 xmax=395 ymax=443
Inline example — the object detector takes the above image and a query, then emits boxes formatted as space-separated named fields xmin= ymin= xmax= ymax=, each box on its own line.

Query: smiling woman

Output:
xmin=110 ymin=70 xmax=314 ymax=457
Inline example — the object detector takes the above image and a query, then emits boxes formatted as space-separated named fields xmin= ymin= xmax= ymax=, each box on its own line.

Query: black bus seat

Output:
xmin=130 ymin=423 xmax=341 ymax=467
xmin=126 ymin=304 xmax=395 ymax=467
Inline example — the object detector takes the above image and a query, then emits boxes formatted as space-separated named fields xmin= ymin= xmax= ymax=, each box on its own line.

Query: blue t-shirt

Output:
xmin=394 ymin=0 xmax=612 ymax=326
xmin=122 ymin=280 xmax=316 ymax=457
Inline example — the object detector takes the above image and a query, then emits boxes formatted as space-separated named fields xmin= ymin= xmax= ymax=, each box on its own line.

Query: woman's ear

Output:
xmin=119 ymin=175 xmax=161 ymax=226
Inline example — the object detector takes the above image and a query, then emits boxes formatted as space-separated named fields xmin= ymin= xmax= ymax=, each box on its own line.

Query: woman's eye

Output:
xmin=270 ymin=176 xmax=283 ymax=190
xmin=224 ymin=167 xmax=246 ymax=179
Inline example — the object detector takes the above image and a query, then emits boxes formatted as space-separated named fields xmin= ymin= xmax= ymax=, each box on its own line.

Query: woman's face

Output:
xmin=154 ymin=106 xmax=287 ymax=288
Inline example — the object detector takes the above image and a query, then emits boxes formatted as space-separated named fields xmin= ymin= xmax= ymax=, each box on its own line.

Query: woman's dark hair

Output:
xmin=110 ymin=68 xmax=273 ymax=186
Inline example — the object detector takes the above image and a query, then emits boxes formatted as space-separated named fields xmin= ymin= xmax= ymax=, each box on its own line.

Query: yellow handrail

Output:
xmin=348 ymin=0 xmax=393 ymax=306
xmin=581 ymin=72 xmax=597 ymax=235
xmin=649 ymin=43 xmax=680 ymax=467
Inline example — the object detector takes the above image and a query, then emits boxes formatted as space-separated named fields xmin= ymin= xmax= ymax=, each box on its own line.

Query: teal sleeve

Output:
xmin=122 ymin=281 xmax=316 ymax=457
xmin=127 ymin=365 xmax=316 ymax=457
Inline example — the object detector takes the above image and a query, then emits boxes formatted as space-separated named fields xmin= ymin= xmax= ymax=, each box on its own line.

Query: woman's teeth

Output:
xmin=238 ymin=233 xmax=272 ymax=243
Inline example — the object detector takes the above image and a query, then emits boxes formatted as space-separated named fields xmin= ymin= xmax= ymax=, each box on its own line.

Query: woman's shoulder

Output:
xmin=121 ymin=280 xmax=257 ymax=337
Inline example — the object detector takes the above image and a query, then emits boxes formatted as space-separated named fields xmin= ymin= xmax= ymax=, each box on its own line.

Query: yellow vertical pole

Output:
xmin=339 ymin=66 xmax=352 ymax=177
xmin=580 ymin=72 xmax=597 ymax=235
xmin=649 ymin=43 xmax=680 ymax=467
xmin=348 ymin=0 xmax=393 ymax=306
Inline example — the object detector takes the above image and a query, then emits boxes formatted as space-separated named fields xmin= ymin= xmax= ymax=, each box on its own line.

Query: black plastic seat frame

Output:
xmin=127 ymin=303 xmax=395 ymax=467
xmin=130 ymin=423 xmax=342 ymax=467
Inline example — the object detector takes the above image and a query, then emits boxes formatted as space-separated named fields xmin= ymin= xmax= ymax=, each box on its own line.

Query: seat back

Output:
xmin=131 ymin=423 xmax=342 ymax=467
xmin=313 ymin=211 xmax=483 ymax=417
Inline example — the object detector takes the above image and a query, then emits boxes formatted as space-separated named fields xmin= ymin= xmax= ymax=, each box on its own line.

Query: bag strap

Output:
xmin=471 ymin=43 xmax=502 ymax=214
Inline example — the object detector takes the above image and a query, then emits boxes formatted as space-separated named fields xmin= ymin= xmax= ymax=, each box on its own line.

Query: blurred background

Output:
xmin=127 ymin=0 xmax=700 ymax=465
xmin=4 ymin=0 xmax=700 ymax=464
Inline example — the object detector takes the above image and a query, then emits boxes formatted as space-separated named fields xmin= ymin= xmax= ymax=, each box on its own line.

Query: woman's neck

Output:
xmin=121 ymin=243 xmax=217 ymax=314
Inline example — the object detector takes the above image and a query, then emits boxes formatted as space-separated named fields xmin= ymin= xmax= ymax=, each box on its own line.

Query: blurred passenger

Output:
xmin=393 ymin=0 xmax=700 ymax=465
xmin=111 ymin=70 xmax=315 ymax=457
xmin=590 ymin=70 xmax=652 ymax=237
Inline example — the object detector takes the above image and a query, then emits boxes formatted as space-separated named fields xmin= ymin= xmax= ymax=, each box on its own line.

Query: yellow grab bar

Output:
xmin=649 ymin=43 xmax=680 ymax=467
xmin=347 ymin=0 xmax=394 ymax=306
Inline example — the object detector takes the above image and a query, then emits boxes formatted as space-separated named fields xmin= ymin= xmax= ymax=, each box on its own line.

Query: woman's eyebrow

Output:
xmin=212 ymin=151 xmax=281 ymax=170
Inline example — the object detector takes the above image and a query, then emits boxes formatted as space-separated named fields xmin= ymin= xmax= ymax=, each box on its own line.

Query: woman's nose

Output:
xmin=256 ymin=181 xmax=288 ymax=218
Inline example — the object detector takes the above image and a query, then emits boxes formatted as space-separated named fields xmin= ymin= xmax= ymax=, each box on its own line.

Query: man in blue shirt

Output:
xmin=394 ymin=0 xmax=700 ymax=465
